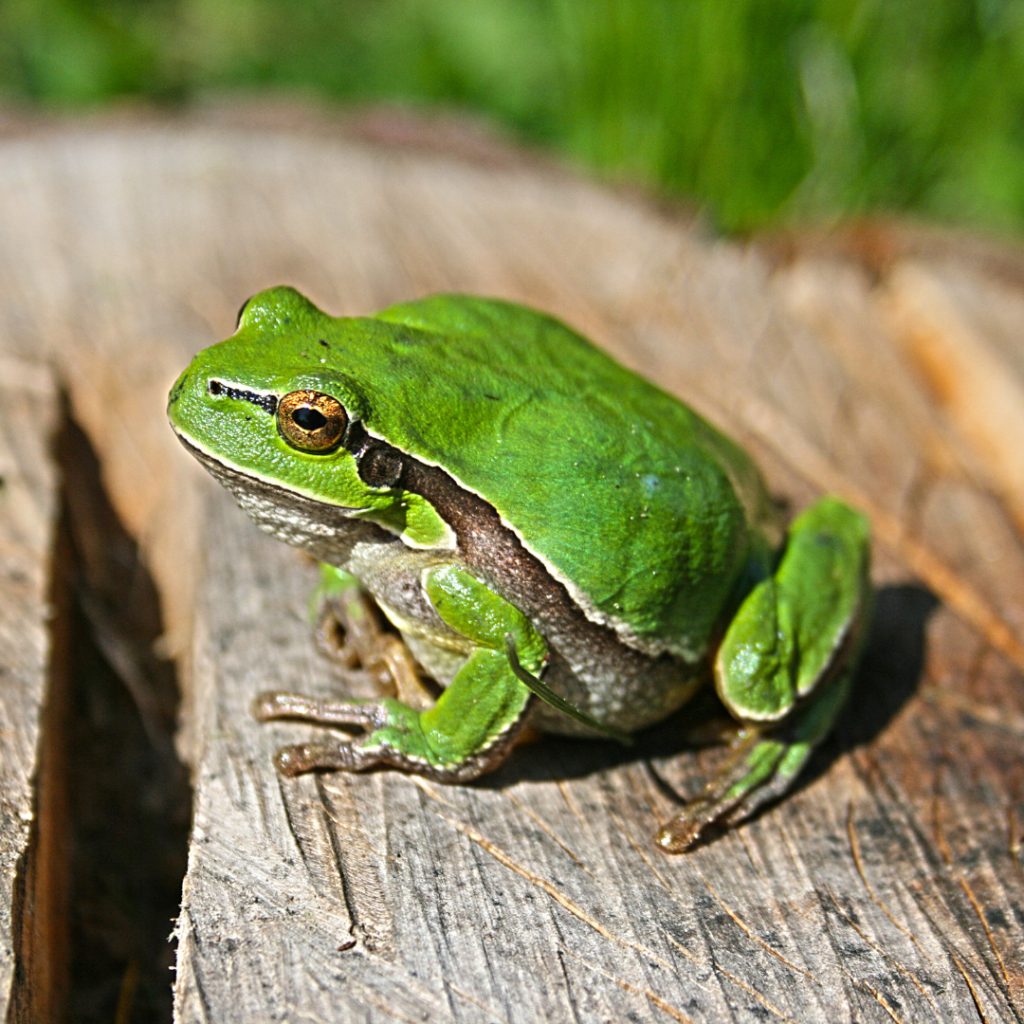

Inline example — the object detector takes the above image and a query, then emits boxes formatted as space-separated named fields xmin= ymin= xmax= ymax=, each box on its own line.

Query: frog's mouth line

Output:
xmin=172 ymin=429 xmax=403 ymax=570
xmin=171 ymin=429 xmax=358 ymax=513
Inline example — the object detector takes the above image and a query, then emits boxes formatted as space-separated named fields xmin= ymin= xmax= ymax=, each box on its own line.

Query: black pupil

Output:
xmin=293 ymin=407 xmax=327 ymax=431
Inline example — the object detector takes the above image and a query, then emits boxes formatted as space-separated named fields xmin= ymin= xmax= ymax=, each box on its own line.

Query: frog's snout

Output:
xmin=167 ymin=369 xmax=190 ymax=413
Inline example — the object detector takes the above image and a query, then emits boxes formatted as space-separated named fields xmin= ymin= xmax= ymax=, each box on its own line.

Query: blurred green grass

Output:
xmin=3 ymin=0 xmax=1023 ymax=234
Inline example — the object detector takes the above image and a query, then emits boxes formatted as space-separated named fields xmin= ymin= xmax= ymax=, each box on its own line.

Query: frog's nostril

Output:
xmin=167 ymin=374 xmax=188 ymax=407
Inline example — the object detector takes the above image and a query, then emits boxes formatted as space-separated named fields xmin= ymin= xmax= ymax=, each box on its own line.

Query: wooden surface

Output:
xmin=0 ymin=106 xmax=1022 ymax=1021
xmin=0 ymin=358 xmax=65 ymax=1022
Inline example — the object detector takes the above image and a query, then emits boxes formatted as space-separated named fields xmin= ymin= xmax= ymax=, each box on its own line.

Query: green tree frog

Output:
xmin=168 ymin=288 xmax=870 ymax=851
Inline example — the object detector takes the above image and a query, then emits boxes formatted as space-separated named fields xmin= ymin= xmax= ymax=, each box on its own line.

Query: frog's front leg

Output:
xmin=254 ymin=564 xmax=542 ymax=783
xmin=656 ymin=497 xmax=871 ymax=852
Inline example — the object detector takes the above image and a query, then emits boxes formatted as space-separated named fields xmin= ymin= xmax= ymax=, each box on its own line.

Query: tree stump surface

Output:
xmin=0 ymin=359 xmax=64 ymax=1023
xmin=0 ymin=105 xmax=1022 ymax=1022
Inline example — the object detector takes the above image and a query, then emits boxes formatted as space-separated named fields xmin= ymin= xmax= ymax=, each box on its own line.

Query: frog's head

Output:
xmin=168 ymin=287 xmax=454 ymax=552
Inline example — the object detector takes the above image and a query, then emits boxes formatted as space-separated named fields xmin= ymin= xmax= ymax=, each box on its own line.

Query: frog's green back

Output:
xmin=245 ymin=289 xmax=771 ymax=656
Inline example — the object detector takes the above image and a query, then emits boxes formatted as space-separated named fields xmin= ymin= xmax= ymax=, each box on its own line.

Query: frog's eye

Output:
xmin=277 ymin=390 xmax=348 ymax=452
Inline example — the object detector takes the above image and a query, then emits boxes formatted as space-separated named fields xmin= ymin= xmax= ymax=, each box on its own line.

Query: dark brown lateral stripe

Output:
xmin=399 ymin=455 xmax=670 ymax=681
xmin=208 ymin=379 xmax=278 ymax=415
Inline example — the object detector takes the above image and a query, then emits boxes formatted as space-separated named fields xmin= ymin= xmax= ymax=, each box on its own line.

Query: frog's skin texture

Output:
xmin=168 ymin=287 xmax=871 ymax=851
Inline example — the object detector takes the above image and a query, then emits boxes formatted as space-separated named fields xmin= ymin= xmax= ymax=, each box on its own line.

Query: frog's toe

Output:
xmin=654 ymin=800 xmax=719 ymax=854
xmin=653 ymin=732 xmax=796 ymax=852
xmin=252 ymin=690 xmax=388 ymax=728
xmin=273 ymin=740 xmax=370 ymax=775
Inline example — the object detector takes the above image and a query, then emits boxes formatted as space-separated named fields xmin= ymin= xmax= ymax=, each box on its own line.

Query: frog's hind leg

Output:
xmin=656 ymin=497 xmax=871 ymax=853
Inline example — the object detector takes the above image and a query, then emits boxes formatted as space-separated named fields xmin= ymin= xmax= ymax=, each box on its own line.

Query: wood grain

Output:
xmin=0 ymin=358 xmax=65 ymax=1022
xmin=0 ymin=107 xmax=1021 ymax=1021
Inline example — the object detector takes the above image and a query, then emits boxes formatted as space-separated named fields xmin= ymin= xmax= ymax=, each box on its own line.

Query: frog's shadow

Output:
xmin=478 ymin=584 xmax=938 ymax=793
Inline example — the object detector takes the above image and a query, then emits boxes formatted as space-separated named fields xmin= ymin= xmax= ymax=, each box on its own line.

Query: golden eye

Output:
xmin=277 ymin=390 xmax=348 ymax=452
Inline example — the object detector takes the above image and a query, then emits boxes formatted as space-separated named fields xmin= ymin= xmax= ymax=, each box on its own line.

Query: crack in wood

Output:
xmin=843 ymin=969 xmax=913 ymax=1024
xmin=562 ymin=948 xmax=698 ymax=1024
xmin=433 ymin=809 xmax=678 ymax=974
xmin=952 ymin=953 xmax=994 ymax=1024
xmin=847 ymin=801 xmax=933 ymax=963
xmin=716 ymin=966 xmax=804 ymax=1024
xmin=824 ymin=887 xmax=939 ymax=1012
xmin=507 ymin=790 xmax=593 ymax=874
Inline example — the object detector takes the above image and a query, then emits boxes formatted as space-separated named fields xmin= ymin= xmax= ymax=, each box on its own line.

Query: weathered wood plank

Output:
xmin=0 ymin=110 xmax=1019 ymax=1021
xmin=0 ymin=357 xmax=64 ymax=1022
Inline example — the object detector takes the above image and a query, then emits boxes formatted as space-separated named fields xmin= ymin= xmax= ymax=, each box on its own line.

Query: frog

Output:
xmin=167 ymin=287 xmax=871 ymax=852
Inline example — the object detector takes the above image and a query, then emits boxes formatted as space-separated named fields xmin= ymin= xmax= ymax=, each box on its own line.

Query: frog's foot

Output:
xmin=269 ymin=738 xmax=519 ymax=782
xmin=253 ymin=687 xmax=528 ymax=782
xmin=657 ymin=497 xmax=871 ymax=853
xmin=654 ymin=662 xmax=851 ymax=851
xmin=313 ymin=564 xmax=436 ymax=709
xmin=255 ymin=562 xmax=552 ymax=783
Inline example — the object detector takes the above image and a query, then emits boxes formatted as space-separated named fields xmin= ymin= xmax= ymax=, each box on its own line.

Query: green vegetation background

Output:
xmin=3 ymin=0 xmax=1023 ymax=234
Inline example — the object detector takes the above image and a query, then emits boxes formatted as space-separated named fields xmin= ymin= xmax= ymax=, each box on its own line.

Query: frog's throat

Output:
xmin=174 ymin=432 xmax=395 ymax=560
